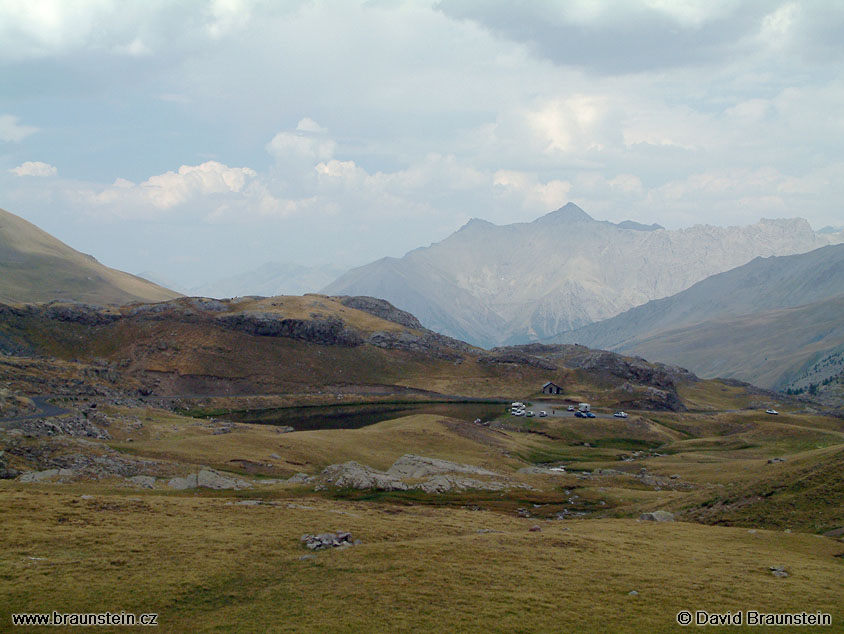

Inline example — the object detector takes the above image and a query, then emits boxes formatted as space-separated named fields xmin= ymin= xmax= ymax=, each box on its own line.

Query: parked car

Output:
xmin=613 ymin=411 xmax=628 ymax=418
xmin=585 ymin=411 xmax=596 ymax=418
xmin=567 ymin=405 xmax=575 ymax=411
xmin=538 ymin=411 xmax=547 ymax=417
xmin=766 ymin=409 xmax=779 ymax=415
xmin=574 ymin=411 xmax=586 ymax=418
xmin=513 ymin=410 xmax=525 ymax=416
xmin=526 ymin=411 xmax=535 ymax=417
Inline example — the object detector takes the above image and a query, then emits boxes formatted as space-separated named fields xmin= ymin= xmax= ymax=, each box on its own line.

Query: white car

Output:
xmin=567 ymin=405 xmax=575 ymax=411
xmin=613 ymin=411 xmax=628 ymax=418
xmin=766 ymin=409 xmax=779 ymax=415
xmin=538 ymin=411 xmax=547 ymax=417
xmin=512 ymin=410 xmax=525 ymax=416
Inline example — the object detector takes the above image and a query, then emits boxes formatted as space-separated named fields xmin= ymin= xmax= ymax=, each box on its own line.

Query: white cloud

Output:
xmin=83 ymin=161 xmax=256 ymax=213
xmin=266 ymin=131 xmax=335 ymax=162
xmin=526 ymin=95 xmax=610 ymax=153
xmin=0 ymin=114 xmax=37 ymax=142
xmin=493 ymin=170 xmax=572 ymax=213
xmin=296 ymin=117 xmax=327 ymax=134
xmin=9 ymin=161 xmax=57 ymax=177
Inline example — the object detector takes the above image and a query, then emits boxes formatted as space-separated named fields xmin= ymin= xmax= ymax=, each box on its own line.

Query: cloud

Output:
xmin=296 ymin=117 xmax=327 ymax=134
xmin=9 ymin=161 xmax=57 ymax=177
xmin=82 ymin=161 xmax=256 ymax=214
xmin=436 ymin=0 xmax=761 ymax=74
xmin=0 ymin=114 xmax=37 ymax=142
xmin=493 ymin=170 xmax=572 ymax=213
xmin=266 ymin=130 xmax=335 ymax=162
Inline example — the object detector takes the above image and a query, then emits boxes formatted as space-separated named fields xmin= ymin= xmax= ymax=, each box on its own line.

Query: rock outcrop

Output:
xmin=387 ymin=454 xmax=499 ymax=479
xmin=320 ymin=461 xmax=408 ymax=491
xmin=639 ymin=511 xmax=675 ymax=522
xmin=317 ymin=455 xmax=530 ymax=494
xmin=168 ymin=469 xmax=252 ymax=490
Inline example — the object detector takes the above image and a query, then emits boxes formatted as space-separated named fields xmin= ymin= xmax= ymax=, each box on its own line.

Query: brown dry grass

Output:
xmin=0 ymin=486 xmax=841 ymax=633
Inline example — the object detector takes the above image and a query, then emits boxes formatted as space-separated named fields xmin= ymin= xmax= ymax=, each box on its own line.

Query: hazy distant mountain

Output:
xmin=554 ymin=244 xmax=844 ymax=389
xmin=190 ymin=262 xmax=345 ymax=299
xmin=323 ymin=203 xmax=841 ymax=348
xmin=556 ymin=244 xmax=844 ymax=350
xmin=0 ymin=207 xmax=180 ymax=305
xmin=613 ymin=294 xmax=844 ymax=391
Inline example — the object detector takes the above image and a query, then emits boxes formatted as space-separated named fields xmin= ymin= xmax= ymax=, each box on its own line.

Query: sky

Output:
xmin=1 ymin=0 xmax=843 ymax=288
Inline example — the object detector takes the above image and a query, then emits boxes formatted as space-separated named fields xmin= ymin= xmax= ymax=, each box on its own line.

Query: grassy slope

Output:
xmin=0 ymin=487 xmax=841 ymax=633
xmin=3 ymin=394 xmax=844 ymax=631
xmin=0 ymin=207 xmax=180 ymax=305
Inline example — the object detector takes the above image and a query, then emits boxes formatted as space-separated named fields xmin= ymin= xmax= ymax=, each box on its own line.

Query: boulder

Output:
xmin=300 ymin=531 xmax=357 ymax=550
xmin=168 ymin=474 xmax=198 ymax=490
xmin=127 ymin=475 xmax=156 ymax=489
xmin=197 ymin=469 xmax=251 ymax=490
xmin=639 ymin=511 xmax=675 ymax=522
xmin=19 ymin=469 xmax=59 ymax=483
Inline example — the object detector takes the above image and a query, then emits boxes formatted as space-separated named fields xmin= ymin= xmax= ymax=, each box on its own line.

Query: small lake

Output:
xmin=222 ymin=401 xmax=507 ymax=431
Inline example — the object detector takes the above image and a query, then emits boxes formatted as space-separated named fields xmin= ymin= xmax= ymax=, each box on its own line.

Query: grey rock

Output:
xmin=197 ymin=469 xmax=252 ymax=490
xmin=287 ymin=472 xmax=313 ymax=484
xmin=388 ymin=454 xmax=499 ymax=479
xmin=19 ymin=469 xmax=59 ymax=482
xmin=127 ymin=475 xmax=155 ymax=489
xmin=416 ymin=475 xmax=504 ymax=494
xmin=320 ymin=461 xmax=407 ymax=491
xmin=168 ymin=474 xmax=198 ymax=490
xmin=300 ymin=531 xmax=359 ymax=551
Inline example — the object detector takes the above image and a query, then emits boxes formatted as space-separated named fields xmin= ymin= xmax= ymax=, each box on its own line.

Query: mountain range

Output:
xmin=323 ymin=203 xmax=843 ymax=348
xmin=0 ymin=207 xmax=180 ymax=306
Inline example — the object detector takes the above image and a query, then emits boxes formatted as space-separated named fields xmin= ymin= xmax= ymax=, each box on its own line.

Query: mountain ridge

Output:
xmin=552 ymin=244 xmax=844 ymax=390
xmin=323 ymin=204 xmax=841 ymax=347
xmin=0 ymin=207 xmax=180 ymax=306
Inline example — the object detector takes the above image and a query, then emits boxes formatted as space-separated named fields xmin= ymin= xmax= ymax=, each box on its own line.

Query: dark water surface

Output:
xmin=225 ymin=401 xmax=506 ymax=431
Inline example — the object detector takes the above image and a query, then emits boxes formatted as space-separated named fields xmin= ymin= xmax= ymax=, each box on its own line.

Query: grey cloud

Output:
xmin=435 ymin=0 xmax=834 ymax=75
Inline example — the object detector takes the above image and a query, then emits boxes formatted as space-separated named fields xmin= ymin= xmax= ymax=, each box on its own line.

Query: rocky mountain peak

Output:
xmin=534 ymin=202 xmax=593 ymax=225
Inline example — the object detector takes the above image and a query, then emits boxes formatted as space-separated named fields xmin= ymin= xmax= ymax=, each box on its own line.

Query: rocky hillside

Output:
xmin=322 ymin=203 xmax=841 ymax=347
xmin=0 ymin=207 xmax=180 ymax=305
xmin=0 ymin=294 xmax=709 ymax=410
